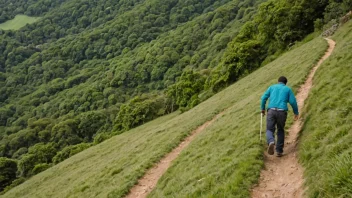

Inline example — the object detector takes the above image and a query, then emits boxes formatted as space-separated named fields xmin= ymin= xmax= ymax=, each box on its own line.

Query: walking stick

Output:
xmin=260 ymin=113 xmax=263 ymax=141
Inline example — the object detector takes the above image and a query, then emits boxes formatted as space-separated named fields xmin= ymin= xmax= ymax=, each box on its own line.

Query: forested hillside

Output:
xmin=0 ymin=0 xmax=266 ymax=191
xmin=0 ymin=0 xmax=351 ymax=193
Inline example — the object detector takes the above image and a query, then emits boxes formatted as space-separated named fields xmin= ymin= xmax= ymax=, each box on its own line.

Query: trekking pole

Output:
xmin=260 ymin=113 xmax=263 ymax=141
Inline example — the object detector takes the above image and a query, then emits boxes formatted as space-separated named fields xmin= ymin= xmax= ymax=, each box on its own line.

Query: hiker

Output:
xmin=260 ymin=76 xmax=299 ymax=157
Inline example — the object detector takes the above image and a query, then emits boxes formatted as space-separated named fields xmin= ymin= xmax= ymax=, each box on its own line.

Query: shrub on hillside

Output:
xmin=0 ymin=157 xmax=17 ymax=192
xmin=53 ymin=143 xmax=91 ymax=164
xmin=113 ymin=95 xmax=171 ymax=132
xmin=166 ymin=70 xmax=206 ymax=109
xmin=1 ymin=177 xmax=25 ymax=195
xmin=78 ymin=111 xmax=108 ymax=141
xmin=32 ymin=163 xmax=50 ymax=175
xmin=18 ymin=143 xmax=56 ymax=177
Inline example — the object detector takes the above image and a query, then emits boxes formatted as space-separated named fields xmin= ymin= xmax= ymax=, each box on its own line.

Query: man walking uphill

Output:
xmin=261 ymin=76 xmax=299 ymax=157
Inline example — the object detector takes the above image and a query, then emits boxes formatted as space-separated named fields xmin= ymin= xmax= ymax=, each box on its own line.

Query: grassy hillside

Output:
xmin=2 ymin=36 xmax=328 ymax=197
xmin=149 ymin=37 xmax=328 ymax=197
xmin=299 ymin=20 xmax=352 ymax=197
xmin=0 ymin=15 xmax=40 ymax=30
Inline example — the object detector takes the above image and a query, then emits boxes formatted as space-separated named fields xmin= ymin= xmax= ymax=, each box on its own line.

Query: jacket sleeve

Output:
xmin=261 ymin=87 xmax=271 ymax=110
xmin=289 ymin=89 xmax=299 ymax=115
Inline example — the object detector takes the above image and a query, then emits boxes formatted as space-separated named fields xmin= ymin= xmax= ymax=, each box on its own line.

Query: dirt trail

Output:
xmin=125 ymin=111 xmax=225 ymax=198
xmin=251 ymin=38 xmax=336 ymax=198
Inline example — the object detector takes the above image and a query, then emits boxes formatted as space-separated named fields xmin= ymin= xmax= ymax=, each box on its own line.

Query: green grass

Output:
xmin=0 ymin=15 xmax=40 ymax=30
xmin=299 ymin=20 xmax=352 ymax=198
xmin=2 ymin=38 xmax=327 ymax=198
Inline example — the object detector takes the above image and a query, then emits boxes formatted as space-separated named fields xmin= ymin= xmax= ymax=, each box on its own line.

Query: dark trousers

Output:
xmin=266 ymin=109 xmax=287 ymax=153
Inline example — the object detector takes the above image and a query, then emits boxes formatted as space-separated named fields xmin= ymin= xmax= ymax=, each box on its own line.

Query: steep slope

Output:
xmin=299 ymin=20 xmax=352 ymax=197
xmin=0 ymin=0 xmax=264 ymax=183
xmin=2 ymin=37 xmax=328 ymax=197
xmin=1 ymin=0 xmax=350 ymax=194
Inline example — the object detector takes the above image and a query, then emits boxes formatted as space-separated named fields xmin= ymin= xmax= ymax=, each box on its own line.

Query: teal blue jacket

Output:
xmin=261 ymin=82 xmax=299 ymax=115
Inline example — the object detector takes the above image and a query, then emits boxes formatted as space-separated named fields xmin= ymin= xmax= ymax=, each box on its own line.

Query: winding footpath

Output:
xmin=251 ymin=38 xmax=336 ymax=198
xmin=125 ymin=111 xmax=226 ymax=198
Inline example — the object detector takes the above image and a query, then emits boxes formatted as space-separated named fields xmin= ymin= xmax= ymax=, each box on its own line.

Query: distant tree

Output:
xmin=18 ymin=143 xmax=56 ymax=177
xmin=52 ymin=143 xmax=91 ymax=164
xmin=114 ymin=95 xmax=169 ymax=131
xmin=166 ymin=70 xmax=206 ymax=109
xmin=0 ymin=108 xmax=13 ymax=126
xmin=78 ymin=111 xmax=107 ymax=141
xmin=31 ymin=163 xmax=50 ymax=175
xmin=0 ymin=157 xmax=17 ymax=191
xmin=51 ymin=119 xmax=81 ymax=147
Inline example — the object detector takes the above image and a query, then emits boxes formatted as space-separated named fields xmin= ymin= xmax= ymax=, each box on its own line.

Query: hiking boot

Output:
xmin=267 ymin=142 xmax=275 ymax=155
xmin=276 ymin=152 xmax=283 ymax=157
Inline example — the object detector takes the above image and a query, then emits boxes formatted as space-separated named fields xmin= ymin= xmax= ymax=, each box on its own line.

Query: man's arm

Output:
xmin=289 ymin=89 xmax=299 ymax=115
xmin=261 ymin=87 xmax=271 ymax=114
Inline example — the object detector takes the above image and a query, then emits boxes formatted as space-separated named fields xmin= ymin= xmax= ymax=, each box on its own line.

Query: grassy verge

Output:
xmin=0 ymin=15 xmax=40 ymax=30
xmin=299 ymin=20 xmax=352 ymax=198
xmin=3 ymin=38 xmax=327 ymax=198
xmin=149 ymin=37 xmax=328 ymax=197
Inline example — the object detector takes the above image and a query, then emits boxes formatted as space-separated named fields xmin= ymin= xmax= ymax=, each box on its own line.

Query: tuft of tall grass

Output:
xmin=328 ymin=153 xmax=352 ymax=196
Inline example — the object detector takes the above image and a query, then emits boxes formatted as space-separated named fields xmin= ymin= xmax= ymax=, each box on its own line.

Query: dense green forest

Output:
xmin=0 ymin=0 xmax=351 ymax=192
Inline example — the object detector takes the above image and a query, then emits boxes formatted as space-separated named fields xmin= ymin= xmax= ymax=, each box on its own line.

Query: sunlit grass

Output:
xmin=3 ymin=38 xmax=328 ymax=198
xmin=299 ymin=20 xmax=352 ymax=198
xmin=0 ymin=15 xmax=40 ymax=30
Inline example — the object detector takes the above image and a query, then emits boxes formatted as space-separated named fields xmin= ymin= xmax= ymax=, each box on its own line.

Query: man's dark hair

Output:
xmin=278 ymin=76 xmax=288 ymax=85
